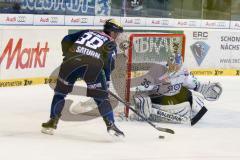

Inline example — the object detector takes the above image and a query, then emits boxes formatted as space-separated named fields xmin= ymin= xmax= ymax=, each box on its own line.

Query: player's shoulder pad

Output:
xmin=94 ymin=31 xmax=117 ymax=50
xmin=102 ymin=40 xmax=117 ymax=53
xmin=75 ymin=29 xmax=90 ymax=36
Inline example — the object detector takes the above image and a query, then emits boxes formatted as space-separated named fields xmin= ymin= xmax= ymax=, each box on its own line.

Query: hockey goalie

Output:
xmin=131 ymin=52 xmax=222 ymax=126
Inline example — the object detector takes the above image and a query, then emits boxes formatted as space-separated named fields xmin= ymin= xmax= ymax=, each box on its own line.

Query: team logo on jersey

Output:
xmin=190 ymin=41 xmax=210 ymax=65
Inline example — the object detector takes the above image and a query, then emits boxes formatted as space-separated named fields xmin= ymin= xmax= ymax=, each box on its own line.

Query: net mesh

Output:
xmin=125 ymin=33 xmax=185 ymax=117
xmin=131 ymin=34 xmax=184 ymax=64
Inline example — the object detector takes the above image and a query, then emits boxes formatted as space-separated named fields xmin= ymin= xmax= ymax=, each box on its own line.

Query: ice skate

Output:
xmin=107 ymin=123 xmax=125 ymax=138
xmin=41 ymin=117 xmax=60 ymax=135
xmin=104 ymin=117 xmax=125 ymax=138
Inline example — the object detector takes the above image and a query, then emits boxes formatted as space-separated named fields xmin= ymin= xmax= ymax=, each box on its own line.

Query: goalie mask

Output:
xmin=167 ymin=53 xmax=182 ymax=73
xmin=166 ymin=42 xmax=183 ymax=73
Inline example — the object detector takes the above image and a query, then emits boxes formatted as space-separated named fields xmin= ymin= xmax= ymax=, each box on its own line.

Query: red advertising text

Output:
xmin=0 ymin=38 xmax=49 ymax=69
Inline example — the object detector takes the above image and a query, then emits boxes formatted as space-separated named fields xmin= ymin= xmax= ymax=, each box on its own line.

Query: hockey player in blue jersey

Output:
xmin=41 ymin=19 xmax=124 ymax=137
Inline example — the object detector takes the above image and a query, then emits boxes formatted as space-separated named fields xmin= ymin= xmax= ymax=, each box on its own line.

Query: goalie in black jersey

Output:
xmin=41 ymin=19 xmax=125 ymax=137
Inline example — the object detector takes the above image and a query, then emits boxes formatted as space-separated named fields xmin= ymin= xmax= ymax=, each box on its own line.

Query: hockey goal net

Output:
xmin=123 ymin=33 xmax=186 ymax=117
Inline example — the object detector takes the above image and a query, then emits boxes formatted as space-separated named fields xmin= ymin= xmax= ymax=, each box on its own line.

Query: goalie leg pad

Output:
xmin=190 ymin=93 xmax=207 ymax=125
xmin=150 ymin=102 xmax=191 ymax=124
xmin=133 ymin=95 xmax=152 ymax=120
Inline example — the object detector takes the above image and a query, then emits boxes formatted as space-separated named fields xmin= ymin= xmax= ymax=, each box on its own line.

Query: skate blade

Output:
xmin=108 ymin=130 xmax=125 ymax=139
xmin=41 ymin=127 xmax=54 ymax=135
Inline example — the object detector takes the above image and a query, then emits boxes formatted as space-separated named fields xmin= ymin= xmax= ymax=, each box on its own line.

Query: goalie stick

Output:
xmin=107 ymin=90 xmax=175 ymax=134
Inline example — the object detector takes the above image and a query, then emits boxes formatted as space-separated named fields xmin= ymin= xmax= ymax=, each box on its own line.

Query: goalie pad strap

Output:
xmin=191 ymin=106 xmax=207 ymax=126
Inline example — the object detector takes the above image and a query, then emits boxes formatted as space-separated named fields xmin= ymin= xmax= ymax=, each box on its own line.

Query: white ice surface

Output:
xmin=0 ymin=76 xmax=240 ymax=160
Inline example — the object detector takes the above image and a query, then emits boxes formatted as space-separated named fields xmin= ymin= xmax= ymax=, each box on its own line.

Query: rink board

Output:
xmin=1 ymin=26 xmax=240 ymax=87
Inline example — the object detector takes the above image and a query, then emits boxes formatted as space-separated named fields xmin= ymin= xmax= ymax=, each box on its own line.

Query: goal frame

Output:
xmin=124 ymin=33 xmax=186 ymax=117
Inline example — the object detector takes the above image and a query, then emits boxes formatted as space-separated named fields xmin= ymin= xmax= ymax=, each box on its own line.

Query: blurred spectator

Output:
xmin=12 ymin=2 xmax=21 ymax=13
xmin=95 ymin=0 xmax=111 ymax=16
xmin=0 ymin=0 xmax=237 ymax=21
xmin=121 ymin=0 xmax=144 ymax=16
xmin=231 ymin=0 xmax=240 ymax=20
xmin=202 ymin=0 xmax=230 ymax=20
xmin=0 ymin=1 xmax=22 ymax=14
xmin=129 ymin=0 xmax=143 ymax=11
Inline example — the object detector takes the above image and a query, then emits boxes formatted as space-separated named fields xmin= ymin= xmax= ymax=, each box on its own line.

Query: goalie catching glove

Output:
xmin=195 ymin=82 xmax=222 ymax=101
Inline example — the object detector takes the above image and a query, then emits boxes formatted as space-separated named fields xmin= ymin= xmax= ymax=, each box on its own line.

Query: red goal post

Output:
xmin=124 ymin=33 xmax=186 ymax=117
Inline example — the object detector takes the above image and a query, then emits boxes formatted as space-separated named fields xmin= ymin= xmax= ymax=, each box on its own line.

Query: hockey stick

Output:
xmin=107 ymin=90 xmax=175 ymax=134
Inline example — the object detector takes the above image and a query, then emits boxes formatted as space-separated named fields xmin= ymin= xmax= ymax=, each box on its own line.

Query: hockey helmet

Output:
xmin=167 ymin=53 xmax=182 ymax=73
xmin=103 ymin=19 xmax=123 ymax=34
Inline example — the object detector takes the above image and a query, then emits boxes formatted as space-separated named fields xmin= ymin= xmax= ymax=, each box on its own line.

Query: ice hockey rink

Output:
xmin=0 ymin=76 xmax=240 ymax=160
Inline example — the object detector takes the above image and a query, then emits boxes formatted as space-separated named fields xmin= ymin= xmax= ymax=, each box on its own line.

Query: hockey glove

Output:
xmin=196 ymin=82 xmax=222 ymax=101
